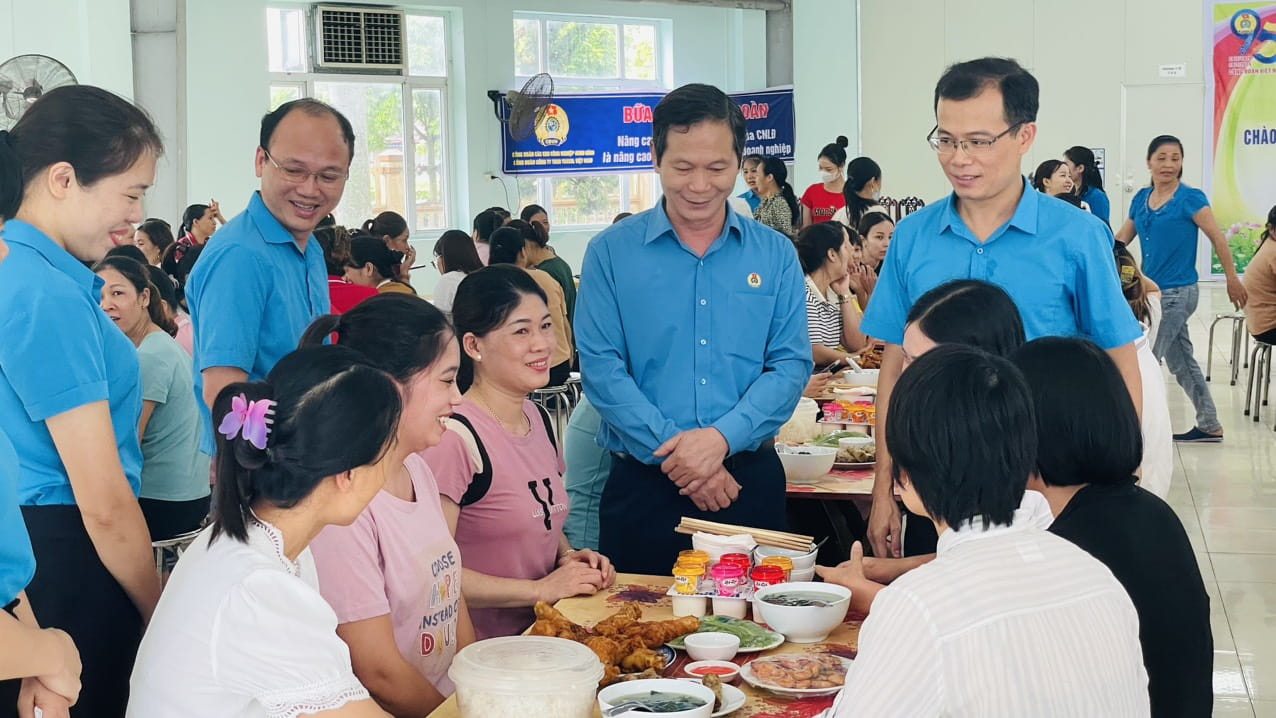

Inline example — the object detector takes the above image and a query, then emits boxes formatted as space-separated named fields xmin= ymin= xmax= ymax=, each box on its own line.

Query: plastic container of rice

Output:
xmin=449 ymin=635 xmax=604 ymax=717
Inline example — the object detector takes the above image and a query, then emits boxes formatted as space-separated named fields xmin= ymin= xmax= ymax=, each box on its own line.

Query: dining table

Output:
xmin=426 ymin=574 xmax=864 ymax=718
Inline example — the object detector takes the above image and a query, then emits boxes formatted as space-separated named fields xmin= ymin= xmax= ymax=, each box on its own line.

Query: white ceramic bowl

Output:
xmin=683 ymin=660 xmax=741 ymax=683
xmin=838 ymin=435 xmax=874 ymax=450
xmin=598 ymin=678 xmax=715 ymax=718
xmin=752 ymin=582 xmax=852 ymax=644
xmin=775 ymin=445 xmax=836 ymax=483
xmin=840 ymin=369 xmax=879 ymax=387
xmin=683 ymin=631 xmax=740 ymax=661
xmin=789 ymin=567 xmax=817 ymax=582
xmin=753 ymin=544 xmax=819 ymax=571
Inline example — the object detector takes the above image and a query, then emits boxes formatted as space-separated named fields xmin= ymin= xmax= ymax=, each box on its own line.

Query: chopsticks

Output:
xmin=675 ymin=517 xmax=814 ymax=552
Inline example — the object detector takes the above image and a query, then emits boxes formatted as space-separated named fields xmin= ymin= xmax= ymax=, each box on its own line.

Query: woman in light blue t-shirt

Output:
xmin=95 ymin=256 xmax=211 ymax=540
xmin=1114 ymin=135 xmax=1248 ymax=443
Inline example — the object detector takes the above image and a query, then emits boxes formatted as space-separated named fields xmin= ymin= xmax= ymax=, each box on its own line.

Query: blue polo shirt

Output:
xmin=1082 ymin=185 xmax=1111 ymax=227
xmin=0 ymin=220 xmax=143 ymax=505
xmin=738 ymin=190 xmax=761 ymax=212
xmin=576 ymin=200 xmax=812 ymax=464
xmin=186 ymin=192 xmax=330 ymax=454
xmin=861 ymin=178 xmax=1142 ymax=350
xmin=0 ymin=431 xmax=35 ymax=605
xmin=1128 ymin=184 xmax=1210 ymax=290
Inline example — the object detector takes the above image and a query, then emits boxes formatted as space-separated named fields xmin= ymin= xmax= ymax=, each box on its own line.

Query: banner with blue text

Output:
xmin=500 ymin=87 xmax=795 ymax=176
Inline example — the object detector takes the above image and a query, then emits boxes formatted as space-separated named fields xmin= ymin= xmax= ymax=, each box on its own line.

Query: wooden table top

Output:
xmin=786 ymin=468 xmax=874 ymax=501
xmin=428 ymin=574 xmax=863 ymax=718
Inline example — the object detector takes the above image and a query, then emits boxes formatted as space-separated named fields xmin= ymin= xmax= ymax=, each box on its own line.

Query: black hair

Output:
xmin=888 ymin=344 xmax=1035 ymax=527
xmin=612 ymin=212 xmax=633 ymax=224
xmin=1055 ymin=192 xmax=1084 ymax=209
xmin=300 ymin=294 xmax=453 ymax=386
xmin=856 ymin=211 xmax=894 ymax=243
xmin=0 ymin=85 xmax=163 ymax=221
xmin=818 ymin=136 xmax=849 ymax=169
xmin=741 ymin=155 xmax=763 ymax=168
xmin=1011 ymin=337 xmax=1141 ymax=487
xmin=507 ymin=217 xmax=548 ymax=248
xmin=106 ymin=244 xmax=150 ymax=265
xmin=934 ymin=57 xmax=1039 ymax=128
xmin=350 ymin=235 xmax=407 ymax=284
xmin=92 ymin=255 xmax=177 ymax=336
xmin=361 ymin=211 xmax=408 ymax=240
xmin=793 ymin=222 xmax=850 ymax=275
xmin=1031 ymin=159 xmax=1066 ymax=193
xmin=434 ymin=229 xmax=484 ymax=274
xmin=210 ymin=345 xmax=401 ymax=543
xmin=317 ymin=213 xmax=337 ymax=229
xmin=485 ymin=206 xmax=512 ymax=220
xmin=906 ymin=279 xmax=1025 ymax=358
xmin=145 ymin=264 xmax=180 ymax=318
xmin=652 ymin=83 xmax=746 ymax=165
xmin=136 ymin=219 xmax=175 ymax=259
xmin=473 ymin=209 xmax=505 ymax=242
xmin=757 ymin=156 xmax=800 ymax=226
xmin=1261 ymin=204 xmax=1276 ymax=251
xmin=842 ymin=156 xmax=881 ymax=223
xmin=314 ymin=225 xmax=353 ymax=276
xmin=488 ymin=226 xmax=527 ymax=266
xmin=181 ymin=204 xmax=210 ymax=237
xmin=833 ymin=221 xmax=862 ymax=248
xmin=451 ymin=265 xmax=547 ymax=392
xmin=259 ymin=98 xmax=356 ymax=165
xmin=1113 ymin=242 xmax=1151 ymax=324
xmin=1146 ymin=134 xmax=1184 ymax=180
xmin=519 ymin=204 xmax=548 ymax=223
xmin=1064 ymin=146 xmax=1104 ymax=192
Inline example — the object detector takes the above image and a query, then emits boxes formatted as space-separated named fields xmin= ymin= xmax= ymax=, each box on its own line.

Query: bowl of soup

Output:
xmin=752 ymin=582 xmax=852 ymax=643
xmin=597 ymin=678 xmax=716 ymax=718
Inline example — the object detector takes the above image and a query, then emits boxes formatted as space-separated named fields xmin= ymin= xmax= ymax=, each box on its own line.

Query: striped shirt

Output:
xmin=833 ymin=501 xmax=1149 ymax=718
xmin=805 ymin=276 xmax=844 ymax=349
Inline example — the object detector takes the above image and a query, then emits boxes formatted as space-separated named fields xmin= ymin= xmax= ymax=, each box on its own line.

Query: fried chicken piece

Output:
xmin=621 ymin=615 xmax=701 ymax=648
xmin=592 ymin=602 xmax=642 ymax=638
xmin=701 ymin=673 xmax=724 ymax=711
xmin=599 ymin=663 xmax=623 ymax=687
xmin=613 ymin=668 xmax=663 ymax=683
xmin=583 ymin=635 xmax=629 ymax=666
xmin=618 ymin=645 xmax=667 ymax=673
xmin=529 ymin=601 xmax=589 ymax=641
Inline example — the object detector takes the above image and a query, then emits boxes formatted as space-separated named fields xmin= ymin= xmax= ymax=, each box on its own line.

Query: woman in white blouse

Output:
xmin=430 ymin=230 xmax=484 ymax=322
xmin=128 ymin=346 xmax=402 ymax=718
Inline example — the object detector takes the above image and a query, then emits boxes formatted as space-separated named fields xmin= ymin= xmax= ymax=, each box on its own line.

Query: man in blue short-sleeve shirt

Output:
xmin=187 ymin=99 xmax=355 ymax=453
xmin=860 ymin=58 xmax=1144 ymax=561
xmin=576 ymin=84 xmax=812 ymax=574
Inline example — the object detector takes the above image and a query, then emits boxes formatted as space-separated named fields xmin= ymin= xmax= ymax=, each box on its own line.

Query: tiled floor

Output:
xmin=1165 ymin=284 xmax=1276 ymax=716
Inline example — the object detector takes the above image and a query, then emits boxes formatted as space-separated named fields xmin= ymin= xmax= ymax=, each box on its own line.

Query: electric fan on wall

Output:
xmin=487 ymin=72 xmax=555 ymax=141
xmin=0 ymin=54 xmax=78 ymax=130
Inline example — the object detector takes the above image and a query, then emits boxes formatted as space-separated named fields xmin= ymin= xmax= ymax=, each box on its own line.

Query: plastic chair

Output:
xmin=1243 ymin=341 xmax=1273 ymax=427
xmin=1206 ymin=313 xmax=1249 ymax=385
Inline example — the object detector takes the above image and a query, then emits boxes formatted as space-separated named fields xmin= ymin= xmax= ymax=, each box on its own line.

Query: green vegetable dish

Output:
xmin=611 ymin=692 xmax=708 ymax=712
xmin=809 ymin=431 xmax=868 ymax=448
xmin=666 ymin=616 xmax=784 ymax=652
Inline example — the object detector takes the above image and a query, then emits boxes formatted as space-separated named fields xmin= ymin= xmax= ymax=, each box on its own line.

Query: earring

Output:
xmin=475 ymin=354 xmax=482 ymax=361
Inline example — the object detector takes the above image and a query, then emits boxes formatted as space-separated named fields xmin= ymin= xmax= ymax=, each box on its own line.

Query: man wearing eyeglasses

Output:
xmin=860 ymin=57 xmax=1144 ymax=560
xmin=185 ymin=99 xmax=354 ymax=456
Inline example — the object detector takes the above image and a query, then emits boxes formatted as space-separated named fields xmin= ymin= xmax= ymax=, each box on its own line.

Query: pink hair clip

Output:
xmin=217 ymin=394 xmax=276 ymax=450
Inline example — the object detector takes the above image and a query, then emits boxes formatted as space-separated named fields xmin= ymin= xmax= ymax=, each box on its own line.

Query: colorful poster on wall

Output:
xmin=500 ymin=87 xmax=795 ymax=176
xmin=1205 ymin=2 xmax=1276 ymax=274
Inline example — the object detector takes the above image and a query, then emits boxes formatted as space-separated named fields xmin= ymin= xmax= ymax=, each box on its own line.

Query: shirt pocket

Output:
xmin=726 ymin=291 xmax=777 ymax=362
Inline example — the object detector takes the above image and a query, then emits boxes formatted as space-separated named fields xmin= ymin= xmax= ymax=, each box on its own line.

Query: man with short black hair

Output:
xmin=576 ymin=83 xmax=811 ymax=574
xmin=832 ymin=345 xmax=1148 ymax=717
xmin=188 ymin=99 xmax=354 ymax=455
xmin=863 ymin=57 xmax=1145 ymax=559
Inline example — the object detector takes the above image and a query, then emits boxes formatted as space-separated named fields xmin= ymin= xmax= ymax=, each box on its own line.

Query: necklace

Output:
xmin=469 ymin=390 xmax=530 ymax=436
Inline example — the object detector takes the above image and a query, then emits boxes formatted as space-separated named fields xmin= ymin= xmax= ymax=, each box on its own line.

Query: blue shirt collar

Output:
xmin=0 ymin=219 xmax=101 ymax=293
xmin=246 ymin=191 xmax=312 ymax=250
xmin=643 ymin=198 xmax=743 ymax=249
xmin=938 ymin=176 xmax=1039 ymax=242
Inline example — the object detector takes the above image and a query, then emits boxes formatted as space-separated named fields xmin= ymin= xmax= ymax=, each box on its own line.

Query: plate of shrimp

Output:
xmin=739 ymin=652 xmax=852 ymax=697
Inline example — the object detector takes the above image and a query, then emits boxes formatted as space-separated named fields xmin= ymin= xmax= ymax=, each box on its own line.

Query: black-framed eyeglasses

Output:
xmin=262 ymin=149 xmax=349 ymax=186
xmin=926 ymin=124 xmax=1023 ymax=156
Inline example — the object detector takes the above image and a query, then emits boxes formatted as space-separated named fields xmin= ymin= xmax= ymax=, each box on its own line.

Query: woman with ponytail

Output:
xmin=301 ymin=295 xmax=476 ymax=716
xmin=1063 ymin=146 xmax=1111 ymax=225
xmin=94 ymin=257 xmax=210 ymax=542
xmin=799 ymin=136 xmax=849 ymax=228
xmin=362 ymin=211 xmax=414 ymax=283
xmin=348 ymin=235 xmax=415 ymax=295
xmin=0 ymin=85 xmax=163 ymax=717
xmin=129 ymin=345 xmax=400 ymax=718
xmin=752 ymin=156 xmax=800 ymax=237
xmin=423 ymin=266 xmax=615 ymax=640
xmin=832 ymin=156 xmax=884 ymax=227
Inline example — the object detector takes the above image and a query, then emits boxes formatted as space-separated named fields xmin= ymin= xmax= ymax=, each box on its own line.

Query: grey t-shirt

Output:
xmin=139 ymin=331 xmax=211 ymax=501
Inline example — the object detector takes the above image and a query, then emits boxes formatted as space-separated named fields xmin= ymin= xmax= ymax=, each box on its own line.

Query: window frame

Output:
xmin=266 ymin=5 xmax=454 ymax=235
xmin=511 ymin=11 xmax=669 ymax=230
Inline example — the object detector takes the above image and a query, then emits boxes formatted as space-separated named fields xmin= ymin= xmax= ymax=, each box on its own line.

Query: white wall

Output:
xmin=857 ymin=0 xmax=1207 ymax=226
xmin=792 ymin=0 xmax=858 ymax=189
xmin=181 ymin=0 xmax=767 ymax=296
xmin=0 ymin=0 xmax=134 ymax=101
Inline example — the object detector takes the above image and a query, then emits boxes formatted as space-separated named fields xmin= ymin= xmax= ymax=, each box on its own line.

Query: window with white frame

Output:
xmin=266 ymin=7 xmax=450 ymax=233
xmin=512 ymin=13 xmax=666 ymax=228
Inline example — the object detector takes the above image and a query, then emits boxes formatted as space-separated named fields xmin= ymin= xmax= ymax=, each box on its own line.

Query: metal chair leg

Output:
xmin=1206 ymin=316 xmax=1220 ymax=381
xmin=1264 ymin=346 xmax=1272 ymax=407
xmin=1231 ymin=318 xmax=1244 ymax=385
xmin=1245 ymin=344 xmax=1262 ymax=417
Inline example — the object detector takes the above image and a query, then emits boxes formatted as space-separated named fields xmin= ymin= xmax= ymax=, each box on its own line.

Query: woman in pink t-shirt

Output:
xmin=303 ymin=294 xmax=475 ymax=716
xmin=424 ymin=266 xmax=616 ymax=640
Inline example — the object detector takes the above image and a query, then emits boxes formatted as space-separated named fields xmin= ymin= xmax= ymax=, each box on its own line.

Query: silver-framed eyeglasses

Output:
xmin=926 ymin=124 xmax=1023 ymax=156
xmin=262 ymin=149 xmax=348 ymax=186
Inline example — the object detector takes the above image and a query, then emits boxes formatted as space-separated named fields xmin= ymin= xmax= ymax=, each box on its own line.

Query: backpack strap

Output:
xmin=530 ymin=401 xmax=558 ymax=453
xmin=444 ymin=412 xmax=494 ymax=507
